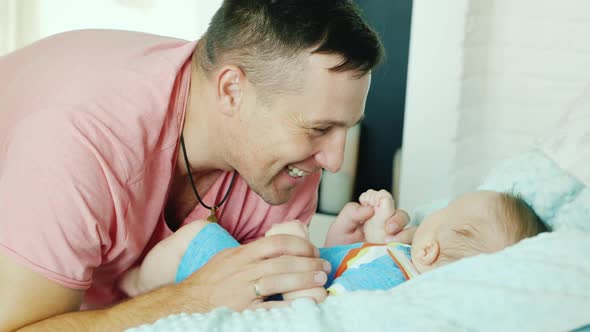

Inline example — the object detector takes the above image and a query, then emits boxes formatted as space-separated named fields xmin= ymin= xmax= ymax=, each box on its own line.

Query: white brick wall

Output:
xmin=400 ymin=0 xmax=590 ymax=211
xmin=0 ymin=1 xmax=19 ymax=56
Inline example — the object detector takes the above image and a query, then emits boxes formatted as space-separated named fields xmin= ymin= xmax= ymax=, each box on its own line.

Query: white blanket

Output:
xmin=130 ymin=230 xmax=590 ymax=332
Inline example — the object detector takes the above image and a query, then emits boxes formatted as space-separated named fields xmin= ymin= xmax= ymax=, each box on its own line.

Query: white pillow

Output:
xmin=479 ymin=90 xmax=590 ymax=231
xmin=412 ymin=90 xmax=590 ymax=232
xmin=536 ymin=91 xmax=590 ymax=186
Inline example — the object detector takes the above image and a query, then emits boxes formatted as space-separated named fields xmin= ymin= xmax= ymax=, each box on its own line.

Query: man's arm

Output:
xmin=3 ymin=234 xmax=330 ymax=332
xmin=0 ymin=251 xmax=84 ymax=332
xmin=0 ymin=248 xmax=210 ymax=331
xmin=18 ymin=280 xmax=208 ymax=332
xmin=0 ymin=250 xmax=209 ymax=331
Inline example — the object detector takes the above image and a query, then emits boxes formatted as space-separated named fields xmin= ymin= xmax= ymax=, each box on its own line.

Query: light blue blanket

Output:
xmin=129 ymin=148 xmax=590 ymax=331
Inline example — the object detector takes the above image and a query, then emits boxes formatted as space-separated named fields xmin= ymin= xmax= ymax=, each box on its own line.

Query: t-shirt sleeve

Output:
xmin=0 ymin=112 xmax=122 ymax=289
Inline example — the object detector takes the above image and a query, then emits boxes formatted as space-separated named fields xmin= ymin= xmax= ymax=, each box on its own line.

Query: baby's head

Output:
xmin=411 ymin=190 xmax=547 ymax=273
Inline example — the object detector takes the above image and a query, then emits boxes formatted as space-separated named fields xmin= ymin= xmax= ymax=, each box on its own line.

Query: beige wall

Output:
xmin=1 ymin=0 xmax=222 ymax=56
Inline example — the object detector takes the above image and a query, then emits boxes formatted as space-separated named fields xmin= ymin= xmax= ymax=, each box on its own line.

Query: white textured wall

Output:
xmin=0 ymin=1 xmax=22 ymax=55
xmin=0 ymin=0 xmax=222 ymax=55
xmin=400 ymin=0 xmax=590 ymax=211
xmin=399 ymin=0 xmax=469 ymax=211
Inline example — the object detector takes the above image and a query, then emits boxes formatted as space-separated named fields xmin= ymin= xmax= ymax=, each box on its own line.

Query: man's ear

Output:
xmin=216 ymin=65 xmax=244 ymax=116
xmin=416 ymin=240 xmax=440 ymax=267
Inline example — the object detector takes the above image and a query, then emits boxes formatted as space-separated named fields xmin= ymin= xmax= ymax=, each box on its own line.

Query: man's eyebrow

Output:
xmin=310 ymin=114 xmax=365 ymax=127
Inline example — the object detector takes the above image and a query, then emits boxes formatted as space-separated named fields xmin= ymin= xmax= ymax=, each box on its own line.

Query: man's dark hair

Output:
xmin=194 ymin=0 xmax=384 ymax=95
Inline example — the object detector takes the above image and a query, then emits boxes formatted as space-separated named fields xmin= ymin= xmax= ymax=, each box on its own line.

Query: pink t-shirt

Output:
xmin=0 ymin=30 xmax=320 ymax=309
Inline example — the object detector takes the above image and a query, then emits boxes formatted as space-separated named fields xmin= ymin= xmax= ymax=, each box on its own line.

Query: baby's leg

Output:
xmin=119 ymin=220 xmax=210 ymax=297
xmin=359 ymin=189 xmax=396 ymax=243
xmin=265 ymin=220 xmax=310 ymax=239
xmin=265 ymin=221 xmax=328 ymax=303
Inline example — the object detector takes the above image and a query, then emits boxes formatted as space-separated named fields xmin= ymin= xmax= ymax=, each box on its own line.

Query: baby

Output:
xmin=119 ymin=189 xmax=547 ymax=302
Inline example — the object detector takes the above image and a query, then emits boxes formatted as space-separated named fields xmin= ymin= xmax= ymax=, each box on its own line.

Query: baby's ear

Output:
xmin=416 ymin=240 xmax=440 ymax=266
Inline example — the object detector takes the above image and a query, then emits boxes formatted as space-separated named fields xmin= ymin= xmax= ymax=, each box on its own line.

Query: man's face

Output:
xmin=228 ymin=54 xmax=371 ymax=205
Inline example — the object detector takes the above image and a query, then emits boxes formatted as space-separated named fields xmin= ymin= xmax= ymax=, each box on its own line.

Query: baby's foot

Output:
xmin=265 ymin=220 xmax=310 ymax=240
xmin=119 ymin=266 xmax=142 ymax=297
xmin=359 ymin=189 xmax=396 ymax=243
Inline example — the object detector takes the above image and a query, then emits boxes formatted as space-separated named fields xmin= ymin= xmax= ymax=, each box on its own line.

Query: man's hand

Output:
xmin=177 ymin=233 xmax=330 ymax=311
xmin=324 ymin=202 xmax=415 ymax=247
xmin=264 ymin=220 xmax=327 ymax=304
xmin=324 ymin=202 xmax=374 ymax=247
xmin=383 ymin=209 xmax=416 ymax=244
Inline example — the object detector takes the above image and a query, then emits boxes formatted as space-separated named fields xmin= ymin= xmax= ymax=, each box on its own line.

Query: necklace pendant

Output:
xmin=206 ymin=207 xmax=218 ymax=223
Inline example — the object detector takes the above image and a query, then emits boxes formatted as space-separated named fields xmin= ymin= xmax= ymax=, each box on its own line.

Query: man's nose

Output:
xmin=314 ymin=129 xmax=346 ymax=173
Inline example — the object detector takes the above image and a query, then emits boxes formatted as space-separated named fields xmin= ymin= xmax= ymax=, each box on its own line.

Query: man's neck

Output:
xmin=165 ymin=168 xmax=225 ymax=230
xmin=166 ymin=63 xmax=230 ymax=229
xmin=176 ymin=60 xmax=231 ymax=174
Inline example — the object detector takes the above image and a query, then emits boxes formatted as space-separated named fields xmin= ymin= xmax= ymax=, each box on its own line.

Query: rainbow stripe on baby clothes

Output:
xmin=324 ymin=242 xmax=418 ymax=295
xmin=385 ymin=242 xmax=419 ymax=280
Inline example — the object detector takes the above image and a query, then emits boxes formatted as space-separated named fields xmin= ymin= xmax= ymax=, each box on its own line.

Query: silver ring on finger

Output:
xmin=253 ymin=282 xmax=263 ymax=298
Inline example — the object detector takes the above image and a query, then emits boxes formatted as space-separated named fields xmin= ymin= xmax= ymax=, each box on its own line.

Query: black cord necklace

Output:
xmin=180 ymin=134 xmax=237 ymax=222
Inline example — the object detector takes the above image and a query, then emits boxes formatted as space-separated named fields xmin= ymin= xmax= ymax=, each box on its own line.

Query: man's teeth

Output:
xmin=287 ymin=165 xmax=306 ymax=177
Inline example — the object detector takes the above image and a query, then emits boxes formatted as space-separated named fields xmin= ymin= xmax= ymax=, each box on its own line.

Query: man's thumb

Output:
xmin=338 ymin=202 xmax=374 ymax=227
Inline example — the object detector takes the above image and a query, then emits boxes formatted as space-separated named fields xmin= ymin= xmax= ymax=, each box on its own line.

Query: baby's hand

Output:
xmin=265 ymin=220 xmax=310 ymax=240
xmin=359 ymin=189 xmax=396 ymax=243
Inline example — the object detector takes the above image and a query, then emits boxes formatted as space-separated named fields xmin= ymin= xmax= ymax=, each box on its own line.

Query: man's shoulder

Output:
xmin=43 ymin=29 xmax=190 ymax=48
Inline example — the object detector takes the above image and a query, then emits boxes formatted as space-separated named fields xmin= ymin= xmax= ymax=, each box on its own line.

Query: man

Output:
xmin=0 ymin=0 xmax=413 ymax=330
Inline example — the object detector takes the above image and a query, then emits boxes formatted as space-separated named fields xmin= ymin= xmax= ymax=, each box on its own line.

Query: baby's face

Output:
xmin=411 ymin=191 xmax=506 ymax=272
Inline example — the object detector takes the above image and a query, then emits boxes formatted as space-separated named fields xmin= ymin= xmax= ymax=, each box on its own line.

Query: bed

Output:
xmin=127 ymin=100 xmax=590 ymax=332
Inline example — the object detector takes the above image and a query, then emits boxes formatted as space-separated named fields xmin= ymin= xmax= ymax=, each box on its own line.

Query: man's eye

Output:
xmin=312 ymin=127 xmax=330 ymax=135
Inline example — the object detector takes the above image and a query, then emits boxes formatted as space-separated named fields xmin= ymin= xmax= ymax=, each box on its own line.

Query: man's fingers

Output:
xmin=255 ymin=271 xmax=328 ymax=297
xmin=384 ymin=209 xmax=414 ymax=244
xmin=336 ymin=202 xmax=374 ymax=228
xmin=234 ymin=234 xmax=320 ymax=263
xmin=249 ymin=255 xmax=331 ymax=280
xmin=384 ymin=209 xmax=411 ymax=235
xmin=385 ymin=226 xmax=417 ymax=244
